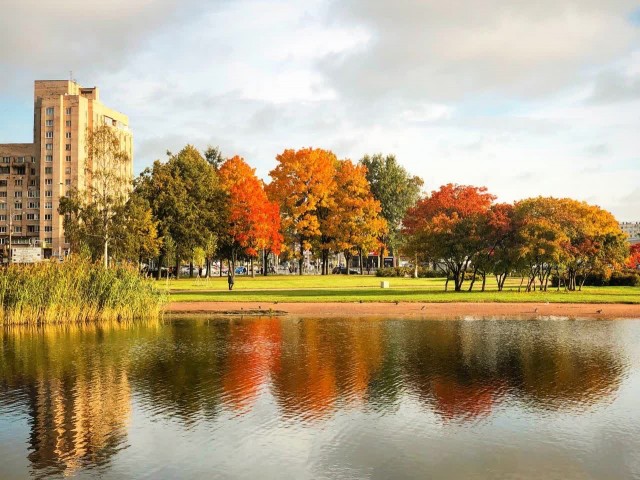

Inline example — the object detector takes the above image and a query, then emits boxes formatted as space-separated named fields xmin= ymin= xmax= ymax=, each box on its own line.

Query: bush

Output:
xmin=0 ymin=255 xmax=165 ymax=326
xmin=608 ymin=271 xmax=640 ymax=287
xmin=376 ymin=266 xmax=443 ymax=278
xmin=551 ymin=270 xmax=640 ymax=287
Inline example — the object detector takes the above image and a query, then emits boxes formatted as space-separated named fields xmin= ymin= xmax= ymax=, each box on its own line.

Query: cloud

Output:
xmin=319 ymin=0 xmax=640 ymax=103
xmin=0 ymin=0 xmax=216 ymax=88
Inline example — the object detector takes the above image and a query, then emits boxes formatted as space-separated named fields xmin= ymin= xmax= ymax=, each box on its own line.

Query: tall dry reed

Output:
xmin=0 ymin=256 xmax=165 ymax=325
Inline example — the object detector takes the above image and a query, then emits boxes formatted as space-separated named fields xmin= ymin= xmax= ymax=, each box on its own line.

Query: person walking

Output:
xmin=227 ymin=272 xmax=235 ymax=291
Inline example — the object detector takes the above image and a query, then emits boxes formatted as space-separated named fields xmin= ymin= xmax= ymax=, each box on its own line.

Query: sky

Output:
xmin=1 ymin=0 xmax=639 ymax=220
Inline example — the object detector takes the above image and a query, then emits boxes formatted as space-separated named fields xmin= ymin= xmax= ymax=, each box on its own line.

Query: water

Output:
xmin=1 ymin=317 xmax=639 ymax=479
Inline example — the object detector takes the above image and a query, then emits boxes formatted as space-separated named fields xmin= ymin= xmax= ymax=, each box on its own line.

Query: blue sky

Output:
xmin=1 ymin=0 xmax=639 ymax=220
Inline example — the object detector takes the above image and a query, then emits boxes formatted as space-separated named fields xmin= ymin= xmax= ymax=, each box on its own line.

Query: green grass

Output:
xmin=162 ymin=275 xmax=640 ymax=304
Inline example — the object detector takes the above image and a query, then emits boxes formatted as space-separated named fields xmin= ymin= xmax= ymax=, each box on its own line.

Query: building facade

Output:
xmin=0 ymin=80 xmax=132 ymax=259
xmin=620 ymin=221 xmax=640 ymax=243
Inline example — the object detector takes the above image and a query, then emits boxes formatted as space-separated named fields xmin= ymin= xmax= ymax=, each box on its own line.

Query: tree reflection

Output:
xmin=0 ymin=317 xmax=628 ymax=476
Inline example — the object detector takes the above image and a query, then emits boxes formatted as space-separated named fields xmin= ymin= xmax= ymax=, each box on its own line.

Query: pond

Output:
xmin=1 ymin=317 xmax=639 ymax=479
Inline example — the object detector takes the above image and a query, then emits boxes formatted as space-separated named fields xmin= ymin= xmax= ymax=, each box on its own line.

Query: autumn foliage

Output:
xmin=403 ymin=185 xmax=629 ymax=292
xmin=268 ymin=148 xmax=387 ymax=275
xmin=219 ymin=156 xmax=282 ymax=271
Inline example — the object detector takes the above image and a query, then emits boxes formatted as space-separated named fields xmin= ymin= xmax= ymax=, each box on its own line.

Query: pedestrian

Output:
xmin=227 ymin=272 xmax=235 ymax=291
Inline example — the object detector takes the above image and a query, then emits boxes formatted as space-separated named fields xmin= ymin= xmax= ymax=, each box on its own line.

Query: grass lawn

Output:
xmin=160 ymin=274 xmax=640 ymax=304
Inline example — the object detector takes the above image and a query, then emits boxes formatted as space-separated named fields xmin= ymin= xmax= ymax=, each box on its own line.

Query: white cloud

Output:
xmin=1 ymin=0 xmax=639 ymax=219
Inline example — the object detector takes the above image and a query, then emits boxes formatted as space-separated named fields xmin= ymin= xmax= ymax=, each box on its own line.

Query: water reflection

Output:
xmin=0 ymin=317 xmax=634 ymax=478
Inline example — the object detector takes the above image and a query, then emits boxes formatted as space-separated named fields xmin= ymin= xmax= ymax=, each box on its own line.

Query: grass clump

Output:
xmin=0 ymin=256 xmax=165 ymax=326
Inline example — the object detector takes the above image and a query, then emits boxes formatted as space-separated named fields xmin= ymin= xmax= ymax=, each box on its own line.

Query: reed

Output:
xmin=0 ymin=256 xmax=165 ymax=326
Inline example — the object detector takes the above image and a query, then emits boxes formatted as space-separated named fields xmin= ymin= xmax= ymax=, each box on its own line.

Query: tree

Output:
xmin=219 ymin=156 xmax=282 ymax=280
xmin=204 ymin=145 xmax=225 ymax=170
xmin=403 ymin=184 xmax=495 ymax=291
xmin=627 ymin=244 xmax=640 ymax=270
xmin=58 ymin=125 xmax=132 ymax=266
xmin=135 ymin=145 xmax=224 ymax=279
xmin=267 ymin=148 xmax=337 ymax=275
xmin=325 ymin=160 xmax=387 ymax=274
xmin=360 ymin=154 xmax=423 ymax=266
xmin=110 ymin=193 xmax=162 ymax=267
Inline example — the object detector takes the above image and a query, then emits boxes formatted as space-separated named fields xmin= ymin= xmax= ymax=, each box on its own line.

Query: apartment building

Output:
xmin=0 ymin=80 xmax=132 ymax=259
xmin=620 ymin=221 xmax=640 ymax=241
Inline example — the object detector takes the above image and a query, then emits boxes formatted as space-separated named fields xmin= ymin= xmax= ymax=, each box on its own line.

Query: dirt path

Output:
xmin=167 ymin=302 xmax=640 ymax=319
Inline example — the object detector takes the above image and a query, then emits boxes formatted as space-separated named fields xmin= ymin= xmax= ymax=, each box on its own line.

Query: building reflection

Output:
xmin=0 ymin=324 xmax=134 ymax=477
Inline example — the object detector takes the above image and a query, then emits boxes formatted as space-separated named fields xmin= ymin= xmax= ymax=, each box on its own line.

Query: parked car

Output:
xmin=332 ymin=266 xmax=361 ymax=275
xmin=234 ymin=266 xmax=248 ymax=275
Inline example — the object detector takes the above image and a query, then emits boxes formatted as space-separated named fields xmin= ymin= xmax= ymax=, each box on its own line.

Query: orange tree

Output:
xmin=325 ymin=160 xmax=387 ymax=274
xmin=403 ymin=184 xmax=496 ymax=291
xmin=219 ymin=156 xmax=282 ymax=278
xmin=627 ymin=244 xmax=640 ymax=269
xmin=267 ymin=148 xmax=337 ymax=275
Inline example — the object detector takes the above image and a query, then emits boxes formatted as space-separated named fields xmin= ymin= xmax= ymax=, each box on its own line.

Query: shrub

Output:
xmin=376 ymin=266 xmax=443 ymax=278
xmin=0 ymin=256 xmax=165 ymax=326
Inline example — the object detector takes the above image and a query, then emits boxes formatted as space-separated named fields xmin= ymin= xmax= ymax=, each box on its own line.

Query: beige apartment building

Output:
xmin=0 ymin=80 xmax=132 ymax=260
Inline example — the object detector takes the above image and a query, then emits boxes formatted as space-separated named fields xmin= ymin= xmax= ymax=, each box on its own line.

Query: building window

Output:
xmin=0 ymin=180 xmax=6 ymax=187
xmin=45 ymin=119 xmax=54 ymax=127
xmin=44 ymin=226 xmax=53 ymax=233
xmin=14 ymin=191 xmax=22 ymax=198
xmin=45 ymin=155 xmax=52 ymax=162
xmin=27 ymin=213 xmax=37 ymax=220
xmin=1 ymin=157 xmax=9 ymax=164
xmin=45 ymin=202 xmax=52 ymax=209
xmin=45 ymin=190 xmax=52 ymax=197
xmin=65 ymin=179 xmax=71 ymax=186
xmin=29 ymin=179 xmax=37 ymax=186
xmin=28 ymin=225 xmax=39 ymax=233
xmin=0 ymin=167 xmax=9 ymax=175
xmin=14 ymin=202 xmax=22 ymax=209
xmin=0 ymin=204 xmax=5 ymax=210
xmin=45 ymin=179 xmax=52 ymax=186
xmin=45 ymin=131 xmax=53 ymax=138
xmin=0 ymin=227 xmax=6 ymax=233
xmin=44 ymin=214 xmax=52 ymax=220
xmin=0 ymin=192 xmax=5 ymax=198
xmin=65 ymin=144 xmax=71 ymax=151
xmin=28 ymin=190 xmax=39 ymax=197
xmin=45 ymin=237 xmax=52 ymax=244
xmin=65 ymin=155 xmax=71 ymax=162
xmin=14 ymin=214 xmax=22 ymax=221
xmin=45 ymin=143 xmax=53 ymax=151
xmin=14 ymin=179 xmax=22 ymax=186
xmin=30 ymin=168 xmax=36 ymax=175
xmin=45 ymin=167 xmax=53 ymax=174
xmin=65 ymin=167 xmax=71 ymax=175
xmin=46 ymin=107 xmax=54 ymax=116
xmin=65 ymin=120 xmax=71 ymax=127
xmin=14 ymin=227 xmax=22 ymax=234
xmin=65 ymin=107 xmax=71 ymax=115
xmin=27 ymin=202 xmax=39 ymax=209
xmin=65 ymin=132 xmax=71 ymax=139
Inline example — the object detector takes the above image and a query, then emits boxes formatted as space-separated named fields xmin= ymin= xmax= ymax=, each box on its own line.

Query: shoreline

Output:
xmin=166 ymin=301 xmax=640 ymax=319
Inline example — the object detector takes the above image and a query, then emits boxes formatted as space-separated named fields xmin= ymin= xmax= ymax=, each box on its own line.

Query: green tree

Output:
xmin=135 ymin=145 xmax=224 ymax=279
xmin=359 ymin=154 xmax=422 ymax=266
xmin=59 ymin=125 xmax=132 ymax=266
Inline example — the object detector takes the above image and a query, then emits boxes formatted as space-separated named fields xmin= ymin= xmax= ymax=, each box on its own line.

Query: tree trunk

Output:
xmin=251 ymin=257 xmax=255 ymax=278
xmin=481 ymin=272 xmax=487 ymax=292
xmin=299 ymin=239 xmax=304 ymax=276
xmin=175 ymin=256 xmax=180 ymax=279
xmin=468 ymin=265 xmax=479 ymax=292
xmin=345 ymin=252 xmax=351 ymax=275
xmin=359 ymin=249 xmax=363 ymax=275
xmin=189 ymin=261 xmax=194 ymax=278
xmin=156 ymin=254 xmax=163 ymax=280
xmin=445 ymin=274 xmax=450 ymax=292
